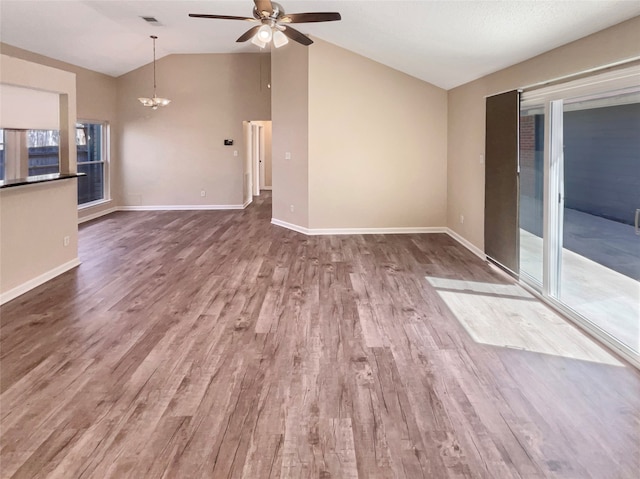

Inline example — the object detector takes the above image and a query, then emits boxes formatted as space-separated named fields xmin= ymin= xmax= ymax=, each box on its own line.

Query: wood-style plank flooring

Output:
xmin=1 ymin=192 xmax=639 ymax=478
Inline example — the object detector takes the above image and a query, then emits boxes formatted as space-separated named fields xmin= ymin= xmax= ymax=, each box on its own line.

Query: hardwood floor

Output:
xmin=1 ymin=192 xmax=639 ymax=478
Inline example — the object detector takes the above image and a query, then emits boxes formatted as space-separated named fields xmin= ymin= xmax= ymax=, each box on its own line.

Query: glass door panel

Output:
xmin=519 ymin=106 xmax=545 ymax=284
xmin=559 ymin=91 xmax=640 ymax=353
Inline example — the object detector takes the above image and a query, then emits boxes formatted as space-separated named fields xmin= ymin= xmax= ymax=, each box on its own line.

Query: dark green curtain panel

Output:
xmin=485 ymin=90 xmax=520 ymax=275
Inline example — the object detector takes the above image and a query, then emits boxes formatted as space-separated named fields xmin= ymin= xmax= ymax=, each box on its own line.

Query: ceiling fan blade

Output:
xmin=189 ymin=13 xmax=256 ymax=21
xmin=282 ymin=26 xmax=313 ymax=46
xmin=236 ymin=25 xmax=262 ymax=43
xmin=282 ymin=12 xmax=342 ymax=23
xmin=254 ymin=0 xmax=274 ymax=17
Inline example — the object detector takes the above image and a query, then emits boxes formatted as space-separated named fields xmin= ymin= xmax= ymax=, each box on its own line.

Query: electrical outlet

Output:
xmin=460 ymin=215 xmax=464 ymax=224
xmin=63 ymin=236 xmax=70 ymax=247
xmin=480 ymin=154 xmax=484 ymax=164
xmin=201 ymin=190 xmax=206 ymax=197
xmin=285 ymin=152 xmax=291 ymax=160
xmin=290 ymin=205 xmax=294 ymax=213
xmin=233 ymin=150 xmax=238 ymax=157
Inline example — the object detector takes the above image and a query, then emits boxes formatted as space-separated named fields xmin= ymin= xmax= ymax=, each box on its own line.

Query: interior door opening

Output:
xmin=242 ymin=120 xmax=272 ymax=205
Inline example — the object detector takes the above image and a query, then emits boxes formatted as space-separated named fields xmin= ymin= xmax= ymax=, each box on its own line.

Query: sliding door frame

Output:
xmin=546 ymin=100 xmax=564 ymax=299
xmin=520 ymin=65 xmax=640 ymax=369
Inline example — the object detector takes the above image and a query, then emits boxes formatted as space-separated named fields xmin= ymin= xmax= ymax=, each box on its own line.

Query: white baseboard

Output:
xmin=79 ymin=202 xmax=251 ymax=224
xmin=119 ymin=204 xmax=245 ymax=211
xmin=78 ymin=206 xmax=118 ymax=224
xmin=271 ymin=219 xmax=447 ymax=236
xmin=261 ymin=186 xmax=272 ymax=191
xmin=243 ymin=197 xmax=253 ymax=209
xmin=445 ymin=228 xmax=486 ymax=260
xmin=270 ymin=220 xmax=486 ymax=262
xmin=271 ymin=218 xmax=310 ymax=235
xmin=308 ymin=226 xmax=446 ymax=235
xmin=0 ymin=258 xmax=81 ymax=305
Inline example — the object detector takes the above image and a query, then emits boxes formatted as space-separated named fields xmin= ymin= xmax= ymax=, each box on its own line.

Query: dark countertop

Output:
xmin=0 ymin=173 xmax=85 ymax=189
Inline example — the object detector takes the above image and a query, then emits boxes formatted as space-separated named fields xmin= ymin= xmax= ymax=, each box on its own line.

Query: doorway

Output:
xmin=243 ymin=120 xmax=272 ymax=206
xmin=519 ymin=66 xmax=640 ymax=366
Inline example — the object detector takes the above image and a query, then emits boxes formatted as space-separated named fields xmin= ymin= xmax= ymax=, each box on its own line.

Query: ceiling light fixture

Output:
xmin=250 ymin=25 xmax=289 ymax=49
xmin=273 ymin=30 xmax=289 ymax=48
xmin=189 ymin=1 xmax=341 ymax=48
xmin=257 ymin=24 xmax=273 ymax=43
xmin=138 ymin=35 xmax=171 ymax=110
xmin=251 ymin=24 xmax=289 ymax=48
xmin=251 ymin=35 xmax=267 ymax=48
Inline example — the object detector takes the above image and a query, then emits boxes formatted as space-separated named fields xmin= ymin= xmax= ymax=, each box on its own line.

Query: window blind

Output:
xmin=484 ymin=90 xmax=520 ymax=275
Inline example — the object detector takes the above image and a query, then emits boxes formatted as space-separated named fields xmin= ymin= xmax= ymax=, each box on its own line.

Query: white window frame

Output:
xmin=77 ymin=120 xmax=110 ymax=209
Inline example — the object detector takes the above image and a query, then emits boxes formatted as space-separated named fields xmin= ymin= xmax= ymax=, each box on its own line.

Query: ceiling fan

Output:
xmin=189 ymin=0 xmax=341 ymax=48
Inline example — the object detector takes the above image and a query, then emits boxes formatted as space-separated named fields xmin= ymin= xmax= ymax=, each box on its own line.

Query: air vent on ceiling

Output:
xmin=141 ymin=16 xmax=163 ymax=26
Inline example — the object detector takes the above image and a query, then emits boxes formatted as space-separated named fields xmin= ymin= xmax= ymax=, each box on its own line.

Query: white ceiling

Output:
xmin=1 ymin=1 xmax=638 ymax=89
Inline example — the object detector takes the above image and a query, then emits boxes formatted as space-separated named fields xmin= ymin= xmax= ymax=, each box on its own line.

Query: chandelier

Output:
xmin=138 ymin=35 xmax=171 ymax=110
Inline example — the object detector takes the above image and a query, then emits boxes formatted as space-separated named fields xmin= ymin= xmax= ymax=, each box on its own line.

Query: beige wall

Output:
xmin=0 ymin=54 xmax=79 ymax=300
xmin=0 ymin=84 xmax=59 ymax=130
xmin=1 ymin=181 xmax=79 ymax=295
xmin=271 ymin=42 xmax=309 ymax=226
xmin=447 ymin=16 xmax=640 ymax=251
xmin=116 ymin=53 xmax=270 ymax=208
xmin=308 ymin=39 xmax=448 ymax=229
xmin=1 ymin=43 xmax=119 ymax=221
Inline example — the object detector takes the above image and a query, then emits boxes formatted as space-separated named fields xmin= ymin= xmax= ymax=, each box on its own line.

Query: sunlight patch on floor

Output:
xmin=426 ymin=276 xmax=623 ymax=367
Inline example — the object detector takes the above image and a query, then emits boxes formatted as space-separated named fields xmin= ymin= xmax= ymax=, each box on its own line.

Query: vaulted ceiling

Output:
xmin=1 ymin=1 xmax=638 ymax=89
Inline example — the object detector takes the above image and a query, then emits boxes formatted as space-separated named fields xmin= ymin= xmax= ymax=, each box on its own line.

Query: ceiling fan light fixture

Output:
xmin=273 ymin=30 xmax=288 ymax=48
xmin=251 ymin=35 xmax=267 ymax=48
xmin=257 ymin=24 xmax=273 ymax=42
xmin=138 ymin=35 xmax=171 ymax=110
xmin=189 ymin=1 xmax=341 ymax=48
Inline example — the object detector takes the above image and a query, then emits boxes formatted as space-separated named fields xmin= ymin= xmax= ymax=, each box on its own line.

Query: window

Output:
xmin=0 ymin=129 xmax=59 ymax=182
xmin=28 ymin=129 xmax=60 ymax=176
xmin=77 ymin=122 xmax=108 ymax=205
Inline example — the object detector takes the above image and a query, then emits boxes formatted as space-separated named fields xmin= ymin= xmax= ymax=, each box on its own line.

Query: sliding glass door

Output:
xmin=519 ymin=105 xmax=545 ymax=284
xmin=519 ymin=67 xmax=640 ymax=363
xmin=558 ymin=91 xmax=640 ymax=354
